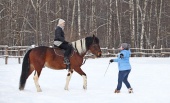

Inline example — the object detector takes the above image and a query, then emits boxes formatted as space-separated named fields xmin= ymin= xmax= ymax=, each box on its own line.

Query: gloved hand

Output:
xmin=110 ymin=59 xmax=113 ymax=63
xmin=120 ymin=53 xmax=124 ymax=59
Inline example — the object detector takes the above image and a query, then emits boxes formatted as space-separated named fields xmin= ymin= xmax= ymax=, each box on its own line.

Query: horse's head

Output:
xmin=85 ymin=35 xmax=102 ymax=57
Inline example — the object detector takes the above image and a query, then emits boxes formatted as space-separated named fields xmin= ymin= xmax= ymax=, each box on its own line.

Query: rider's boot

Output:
xmin=64 ymin=57 xmax=70 ymax=70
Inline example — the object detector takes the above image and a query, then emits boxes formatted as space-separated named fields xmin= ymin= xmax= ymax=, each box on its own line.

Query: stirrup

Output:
xmin=64 ymin=58 xmax=70 ymax=65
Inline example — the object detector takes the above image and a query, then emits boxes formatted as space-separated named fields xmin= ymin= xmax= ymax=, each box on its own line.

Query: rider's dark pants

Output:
xmin=59 ymin=41 xmax=72 ymax=58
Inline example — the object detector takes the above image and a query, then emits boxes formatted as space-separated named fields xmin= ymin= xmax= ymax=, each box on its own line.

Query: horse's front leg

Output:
xmin=82 ymin=75 xmax=87 ymax=90
xmin=74 ymin=67 xmax=87 ymax=90
xmin=64 ymin=70 xmax=73 ymax=90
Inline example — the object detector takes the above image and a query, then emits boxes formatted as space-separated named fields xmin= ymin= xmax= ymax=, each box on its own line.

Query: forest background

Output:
xmin=0 ymin=0 xmax=170 ymax=49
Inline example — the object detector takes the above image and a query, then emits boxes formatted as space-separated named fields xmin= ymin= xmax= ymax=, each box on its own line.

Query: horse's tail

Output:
xmin=19 ymin=49 xmax=32 ymax=90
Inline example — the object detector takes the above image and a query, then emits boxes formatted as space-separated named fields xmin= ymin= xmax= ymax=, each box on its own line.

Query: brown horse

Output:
xmin=19 ymin=35 xmax=102 ymax=92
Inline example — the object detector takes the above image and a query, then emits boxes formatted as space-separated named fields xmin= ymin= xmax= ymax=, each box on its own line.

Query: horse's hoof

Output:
xmin=64 ymin=87 xmax=69 ymax=90
xmin=37 ymin=89 xmax=42 ymax=92
xmin=19 ymin=87 xmax=24 ymax=91
xmin=83 ymin=86 xmax=87 ymax=90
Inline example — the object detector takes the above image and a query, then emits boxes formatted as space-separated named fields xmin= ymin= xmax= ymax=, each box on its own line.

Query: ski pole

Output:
xmin=104 ymin=62 xmax=111 ymax=76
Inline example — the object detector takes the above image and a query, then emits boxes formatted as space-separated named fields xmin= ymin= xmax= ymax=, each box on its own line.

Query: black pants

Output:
xmin=59 ymin=41 xmax=72 ymax=58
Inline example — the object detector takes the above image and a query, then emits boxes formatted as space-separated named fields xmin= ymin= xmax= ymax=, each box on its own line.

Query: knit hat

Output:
xmin=58 ymin=19 xmax=65 ymax=25
xmin=121 ymin=43 xmax=130 ymax=50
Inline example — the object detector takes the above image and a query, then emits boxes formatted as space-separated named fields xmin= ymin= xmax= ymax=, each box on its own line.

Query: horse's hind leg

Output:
xmin=64 ymin=69 xmax=73 ymax=90
xmin=33 ymin=70 xmax=42 ymax=92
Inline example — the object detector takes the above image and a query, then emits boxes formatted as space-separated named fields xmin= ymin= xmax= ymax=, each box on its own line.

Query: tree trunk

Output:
xmin=91 ymin=0 xmax=97 ymax=35
xmin=70 ymin=0 xmax=76 ymax=40
xmin=46 ymin=0 xmax=50 ymax=46
xmin=156 ymin=0 xmax=163 ymax=48
xmin=116 ymin=0 xmax=121 ymax=43
xmin=129 ymin=0 xmax=135 ymax=48
xmin=136 ymin=0 xmax=139 ymax=48
xmin=108 ymin=0 xmax=112 ymax=48
xmin=78 ymin=0 xmax=81 ymax=38
xmin=147 ymin=0 xmax=153 ymax=48
xmin=66 ymin=0 xmax=70 ymax=35
xmin=140 ymin=0 xmax=148 ymax=49
xmin=84 ymin=0 xmax=88 ymax=35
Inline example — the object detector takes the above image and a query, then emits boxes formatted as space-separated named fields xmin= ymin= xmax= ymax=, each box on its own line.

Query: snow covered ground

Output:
xmin=0 ymin=57 xmax=170 ymax=103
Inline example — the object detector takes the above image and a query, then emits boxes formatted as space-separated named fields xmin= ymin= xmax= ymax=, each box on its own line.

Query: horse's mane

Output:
xmin=71 ymin=38 xmax=86 ymax=55
xmin=71 ymin=36 xmax=99 ymax=55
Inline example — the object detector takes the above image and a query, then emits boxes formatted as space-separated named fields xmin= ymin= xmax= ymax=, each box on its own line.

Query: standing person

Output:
xmin=110 ymin=43 xmax=133 ymax=93
xmin=53 ymin=19 xmax=72 ymax=66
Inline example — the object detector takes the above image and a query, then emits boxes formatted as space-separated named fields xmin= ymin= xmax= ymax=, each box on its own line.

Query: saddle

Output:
xmin=53 ymin=46 xmax=74 ymax=57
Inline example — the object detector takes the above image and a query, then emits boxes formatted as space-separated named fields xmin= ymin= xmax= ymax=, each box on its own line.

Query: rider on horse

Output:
xmin=53 ymin=19 xmax=72 ymax=66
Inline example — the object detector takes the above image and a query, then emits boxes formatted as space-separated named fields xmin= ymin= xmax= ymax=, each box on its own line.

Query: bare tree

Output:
xmin=146 ymin=0 xmax=154 ymax=48
xmin=91 ymin=0 xmax=97 ymax=35
xmin=0 ymin=0 xmax=170 ymax=48
xmin=140 ymin=0 xmax=148 ymax=49
xmin=129 ymin=0 xmax=135 ymax=48
xmin=66 ymin=0 xmax=70 ymax=35
xmin=136 ymin=0 xmax=140 ymax=48
xmin=156 ymin=0 xmax=163 ymax=47
xmin=116 ymin=0 xmax=122 ymax=43
xmin=30 ymin=0 xmax=41 ymax=46
xmin=70 ymin=0 xmax=76 ymax=40
xmin=78 ymin=0 xmax=81 ymax=37
xmin=106 ymin=0 xmax=113 ymax=48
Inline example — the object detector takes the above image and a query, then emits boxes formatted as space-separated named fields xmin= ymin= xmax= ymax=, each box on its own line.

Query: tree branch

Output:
xmin=31 ymin=0 xmax=36 ymax=11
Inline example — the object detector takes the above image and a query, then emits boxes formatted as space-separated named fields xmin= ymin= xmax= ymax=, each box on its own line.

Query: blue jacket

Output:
xmin=112 ymin=50 xmax=131 ymax=71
